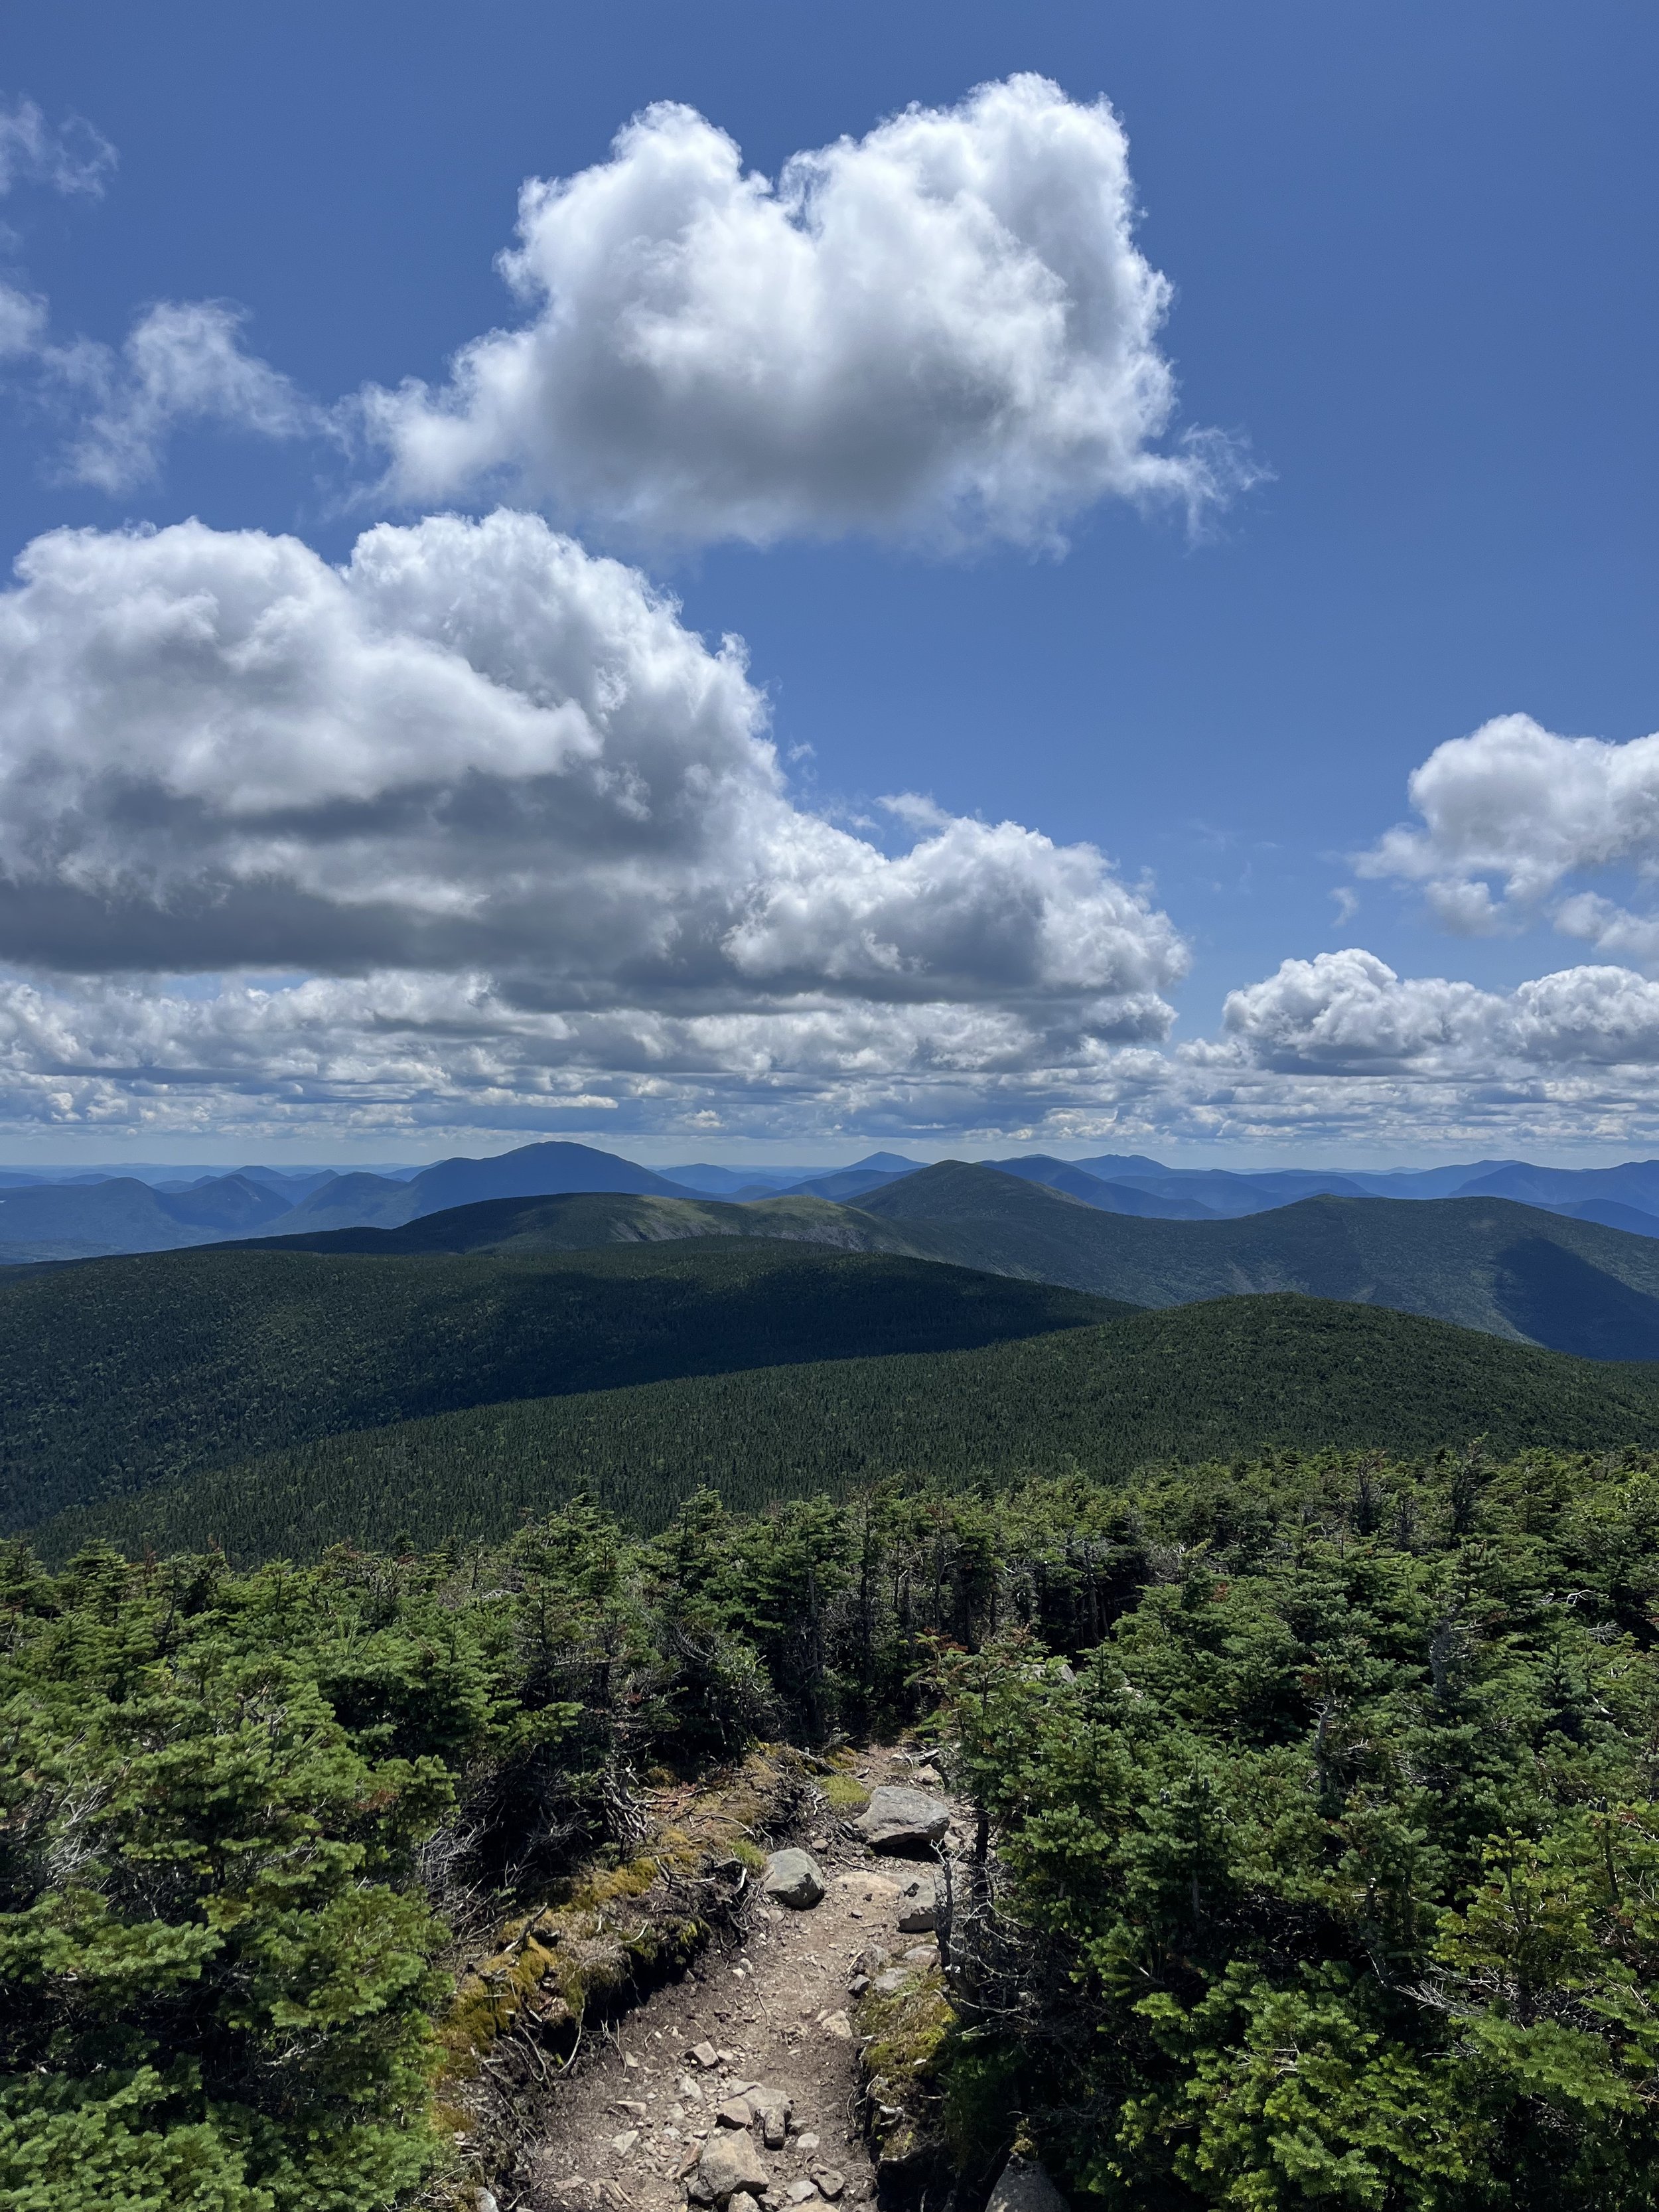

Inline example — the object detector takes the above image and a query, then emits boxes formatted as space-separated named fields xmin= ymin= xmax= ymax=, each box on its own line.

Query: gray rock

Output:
xmin=813 ymin=2173 xmax=846 ymax=2201
xmin=754 ymin=2089 xmax=792 ymax=2148
xmin=895 ymin=1872 xmax=936 ymax=1933
xmin=729 ymin=2195 xmax=763 ymax=2212
xmin=762 ymin=1848 xmax=826 ymax=1909
xmin=716 ymin=2098 xmax=754 ymax=2129
xmin=986 ymin=2156 xmax=1070 ymax=2212
xmin=697 ymin=2130 xmax=770 ymax=2203
xmin=611 ymin=2130 xmax=641 ymax=2156
xmin=872 ymin=1968 xmax=909 ymax=1996
xmin=690 ymin=2039 xmax=720 ymax=2067
xmin=853 ymin=1787 xmax=948 ymax=1856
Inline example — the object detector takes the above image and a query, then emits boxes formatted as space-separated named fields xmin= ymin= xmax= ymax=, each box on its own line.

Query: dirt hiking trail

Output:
xmin=497 ymin=1746 xmax=966 ymax=2212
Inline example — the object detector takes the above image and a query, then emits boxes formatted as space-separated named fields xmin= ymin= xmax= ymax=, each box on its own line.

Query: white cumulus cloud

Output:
xmin=0 ymin=510 xmax=1185 ymax=1037
xmin=1223 ymin=947 xmax=1659 ymax=1074
xmin=1358 ymin=712 xmax=1659 ymax=964
xmin=364 ymin=75 xmax=1246 ymax=546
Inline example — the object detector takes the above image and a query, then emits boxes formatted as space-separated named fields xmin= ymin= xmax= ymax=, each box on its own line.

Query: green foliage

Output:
xmin=0 ymin=1238 xmax=1109 ymax=1536
xmin=16 ymin=1441 xmax=1659 ymax=2207
xmin=44 ymin=1295 xmax=1659 ymax=1565
xmin=943 ymin=1449 xmax=1659 ymax=2208
xmin=0 ymin=1503 xmax=788 ymax=2209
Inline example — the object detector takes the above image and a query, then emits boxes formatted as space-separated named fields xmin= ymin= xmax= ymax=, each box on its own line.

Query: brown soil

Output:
xmin=506 ymin=1748 xmax=963 ymax=2212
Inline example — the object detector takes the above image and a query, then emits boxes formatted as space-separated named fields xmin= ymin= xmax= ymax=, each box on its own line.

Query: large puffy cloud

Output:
xmin=0 ymin=510 xmax=1184 ymax=1040
xmin=364 ymin=76 xmax=1243 ymax=546
xmin=1359 ymin=713 xmax=1659 ymax=962
xmin=1222 ymin=947 xmax=1659 ymax=1074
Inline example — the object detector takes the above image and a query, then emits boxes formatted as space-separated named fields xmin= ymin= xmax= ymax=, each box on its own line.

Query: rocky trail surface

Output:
xmin=496 ymin=1749 xmax=964 ymax=2212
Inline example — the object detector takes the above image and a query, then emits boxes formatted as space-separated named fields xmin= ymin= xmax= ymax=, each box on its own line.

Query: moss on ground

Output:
xmin=855 ymin=1960 xmax=958 ymax=2181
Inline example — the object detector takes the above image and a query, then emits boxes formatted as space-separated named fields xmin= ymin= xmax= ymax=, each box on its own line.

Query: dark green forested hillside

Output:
xmin=0 ymin=1240 xmax=1112 ymax=1535
xmin=44 ymin=1293 xmax=1659 ymax=1564
xmin=233 ymin=1185 xmax=926 ymax=1257
xmin=238 ymin=1167 xmax=1659 ymax=1359
xmin=858 ymin=1164 xmax=1659 ymax=1352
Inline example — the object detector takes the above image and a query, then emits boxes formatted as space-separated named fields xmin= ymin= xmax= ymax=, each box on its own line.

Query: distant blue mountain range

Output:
xmin=2 ymin=1139 xmax=1659 ymax=1264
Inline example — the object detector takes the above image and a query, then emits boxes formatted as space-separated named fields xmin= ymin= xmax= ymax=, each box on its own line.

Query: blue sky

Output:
xmin=0 ymin=1 xmax=1654 ymax=1166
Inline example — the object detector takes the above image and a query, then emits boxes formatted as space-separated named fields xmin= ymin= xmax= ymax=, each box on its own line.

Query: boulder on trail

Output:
xmin=853 ymin=1787 xmax=948 ymax=1856
xmin=987 ymin=2155 xmax=1070 ymax=2212
xmin=697 ymin=2128 xmax=770 ymax=2203
xmin=762 ymin=1847 xmax=826 ymax=1909
xmin=895 ymin=1872 xmax=936 ymax=1932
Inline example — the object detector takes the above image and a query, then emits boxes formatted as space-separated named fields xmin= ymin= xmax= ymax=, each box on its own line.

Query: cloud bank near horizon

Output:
xmin=6 ymin=946 xmax=1659 ymax=1151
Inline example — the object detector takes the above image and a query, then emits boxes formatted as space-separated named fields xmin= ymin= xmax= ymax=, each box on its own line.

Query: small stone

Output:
xmin=615 ymin=2099 xmax=648 ymax=2115
xmin=715 ymin=2099 xmax=753 ymax=2130
xmin=755 ymin=2090 xmax=792 ymax=2149
xmin=763 ymin=1848 xmax=827 ymax=1909
xmin=624 ymin=2053 xmax=640 ymax=2069
xmin=612 ymin=2130 xmax=641 ymax=2156
xmin=821 ymin=2010 xmax=853 ymax=2039
xmin=478 ymin=2194 xmax=500 ymax=2212
xmin=788 ymin=2185 xmax=818 ymax=2205
xmin=730 ymin=2196 xmax=763 ymax=2212
xmin=895 ymin=1872 xmax=937 ymax=1934
xmin=690 ymin=2041 xmax=720 ymax=2068
xmin=873 ymin=1968 xmax=908 ymax=1996
xmin=796 ymin=2133 xmax=820 ymax=2154
xmin=913 ymin=1765 xmax=943 ymax=1785
xmin=697 ymin=2128 xmax=770 ymax=2203
xmin=679 ymin=2074 xmax=704 ymax=2099
xmin=848 ymin=1974 xmax=870 ymax=1996
xmin=903 ymin=1942 xmax=936 ymax=1962
xmin=814 ymin=2173 xmax=847 ymax=2201
xmin=717 ymin=2047 xmax=737 ymax=2064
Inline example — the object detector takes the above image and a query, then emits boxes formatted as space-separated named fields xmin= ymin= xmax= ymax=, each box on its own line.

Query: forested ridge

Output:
xmin=39 ymin=1292 xmax=1659 ymax=1566
xmin=0 ymin=1240 xmax=1108 ymax=1534
xmin=10 ymin=1440 xmax=1659 ymax=2207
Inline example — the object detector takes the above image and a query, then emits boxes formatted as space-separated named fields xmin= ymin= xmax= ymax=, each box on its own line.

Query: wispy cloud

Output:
xmin=0 ymin=94 xmax=115 ymax=198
